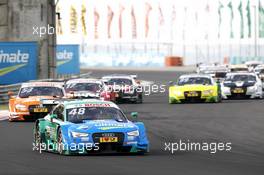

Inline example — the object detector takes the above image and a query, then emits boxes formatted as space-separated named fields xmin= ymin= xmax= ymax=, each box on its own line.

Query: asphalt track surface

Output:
xmin=0 ymin=70 xmax=264 ymax=175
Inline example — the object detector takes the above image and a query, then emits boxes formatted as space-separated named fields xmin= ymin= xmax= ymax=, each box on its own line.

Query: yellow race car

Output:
xmin=169 ymin=74 xmax=221 ymax=103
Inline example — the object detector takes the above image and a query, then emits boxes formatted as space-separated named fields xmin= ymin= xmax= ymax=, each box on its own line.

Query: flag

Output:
xmin=94 ymin=8 xmax=100 ymax=39
xmin=195 ymin=11 xmax=198 ymax=24
xmin=238 ymin=0 xmax=244 ymax=38
xmin=107 ymin=5 xmax=114 ymax=39
xmin=145 ymin=3 xmax=152 ymax=38
xmin=246 ymin=0 xmax=251 ymax=38
xmin=56 ymin=6 xmax=63 ymax=35
xmin=228 ymin=1 xmax=234 ymax=38
xmin=118 ymin=5 xmax=125 ymax=38
xmin=131 ymin=6 xmax=137 ymax=39
xmin=218 ymin=1 xmax=224 ymax=38
xmin=172 ymin=5 xmax=176 ymax=23
xmin=158 ymin=4 xmax=164 ymax=26
xmin=81 ymin=4 xmax=87 ymax=36
xmin=259 ymin=0 xmax=264 ymax=38
xmin=182 ymin=6 xmax=188 ymax=41
xmin=70 ymin=6 xmax=78 ymax=33
xmin=205 ymin=3 xmax=210 ymax=40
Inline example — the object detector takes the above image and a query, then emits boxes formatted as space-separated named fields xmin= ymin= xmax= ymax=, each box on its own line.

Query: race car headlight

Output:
xmin=248 ymin=85 xmax=257 ymax=91
xmin=127 ymin=130 xmax=139 ymax=136
xmin=15 ymin=104 xmax=27 ymax=111
xmin=203 ymin=89 xmax=214 ymax=95
xmin=174 ymin=91 xmax=182 ymax=96
xmin=71 ymin=131 xmax=89 ymax=138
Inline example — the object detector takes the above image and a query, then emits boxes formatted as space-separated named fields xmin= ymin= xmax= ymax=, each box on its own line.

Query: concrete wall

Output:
xmin=0 ymin=0 xmax=56 ymax=79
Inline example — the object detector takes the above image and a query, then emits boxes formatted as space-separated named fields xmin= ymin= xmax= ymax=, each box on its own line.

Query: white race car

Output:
xmin=197 ymin=64 xmax=229 ymax=79
xmin=221 ymin=72 xmax=263 ymax=99
xmin=245 ymin=61 xmax=262 ymax=72
xmin=101 ymin=74 xmax=143 ymax=103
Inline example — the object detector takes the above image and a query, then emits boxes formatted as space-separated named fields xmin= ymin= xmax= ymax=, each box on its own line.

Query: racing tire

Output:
xmin=34 ymin=124 xmax=43 ymax=152
xmin=136 ymin=94 xmax=143 ymax=104
xmin=217 ymin=96 xmax=222 ymax=103
xmin=57 ymin=129 xmax=65 ymax=155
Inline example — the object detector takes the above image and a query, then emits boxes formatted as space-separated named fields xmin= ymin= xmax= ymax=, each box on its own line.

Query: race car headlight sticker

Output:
xmin=71 ymin=131 xmax=89 ymax=138
xmin=127 ymin=130 xmax=139 ymax=136
xmin=174 ymin=91 xmax=182 ymax=96
xmin=15 ymin=104 xmax=27 ymax=111
xmin=248 ymin=85 xmax=257 ymax=91
xmin=203 ymin=89 xmax=214 ymax=95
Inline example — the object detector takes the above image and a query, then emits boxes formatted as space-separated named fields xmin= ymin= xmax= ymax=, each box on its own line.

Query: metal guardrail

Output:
xmin=0 ymin=72 xmax=92 ymax=105
xmin=0 ymin=84 xmax=21 ymax=104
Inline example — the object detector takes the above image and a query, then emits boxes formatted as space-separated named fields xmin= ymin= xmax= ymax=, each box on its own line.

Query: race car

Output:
xmin=197 ymin=64 xmax=229 ymax=79
xmin=221 ymin=72 xmax=263 ymax=99
xmin=169 ymin=74 xmax=221 ymax=103
xmin=229 ymin=64 xmax=249 ymax=73
xmin=33 ymin=99 xmax=149 ymax=155
xmin=245 ymin=61 xmax=262 ymax=72
xmin=102 ymin=74 xmax=143 ymax=103
xmin=65 ymin=78 xmax=117 ymax=101
xmin=8 ymin=82 xmax=65 ymax=121
xmin=199 ymin=65 xmax=229 ymax=78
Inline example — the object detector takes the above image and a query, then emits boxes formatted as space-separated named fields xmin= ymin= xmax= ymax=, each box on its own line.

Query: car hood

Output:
xmin=15 ymin=96 xmax=57 ymax=105
xmin=67 ymin=120 xmax=137 ymax=133
xmin=67 ymin=91 xmax=100 ymax=98
xmin=172 ymin=85 xmax=215 ymax=91
xmin=223 ymin=81 xmax=256 ymax=87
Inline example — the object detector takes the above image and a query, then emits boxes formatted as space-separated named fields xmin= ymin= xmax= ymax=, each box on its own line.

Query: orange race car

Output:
xmin=8 ymin=82 xmax=65 ymax=121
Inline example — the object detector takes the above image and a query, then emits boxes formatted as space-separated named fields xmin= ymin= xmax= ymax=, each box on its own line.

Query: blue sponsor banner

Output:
xmin=0 ymin=42 xmax=38 ymax=85
xmin=56 ymin=45 xmax=80 ymax=74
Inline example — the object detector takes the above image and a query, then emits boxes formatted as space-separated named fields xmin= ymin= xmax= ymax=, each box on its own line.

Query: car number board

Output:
xmin=33 ymin=108 xmax=48 ymax=113
xmin=99 ymin=137 xmax=118 ymax=143
xmin=187 ymin=91 xmax=199 ymax=97
xmin=233 ymin=88 xmax=244 ymax=93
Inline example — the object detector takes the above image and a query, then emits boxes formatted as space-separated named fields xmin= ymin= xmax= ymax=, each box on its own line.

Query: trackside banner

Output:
xmin=56 ymin=45 xmax=80 ymax=75
xmin=0 ymin=42 xmax=38 ymax=85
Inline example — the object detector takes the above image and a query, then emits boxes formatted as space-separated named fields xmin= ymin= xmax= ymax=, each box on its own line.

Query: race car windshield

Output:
xmin=19 ymin=87 xmax=64 ymax=98
xmin=230 ymin=68 xmax=248 ymax=72
xmin=178 ymin=77 xmax=212 ymax=85
xmin=108 ymin=78 xmax=133 ymax=86
xmin=67 ymin=107 xmax=127 ymax=123
xmin=225 ymin=75 xmax=256 ymax=82
xmin=255 ymin=69 xmax=264 ymax=74
xmin=65 ymin=83 xmax=102 ymax=93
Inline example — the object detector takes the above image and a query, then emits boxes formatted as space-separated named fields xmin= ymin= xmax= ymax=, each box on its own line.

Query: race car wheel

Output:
xmin=217 ymin=96 xmax=222 ymax=103
xmin=57 ymin=129 xmax=64 ymax=155
xmin=34 ymin=124 xmax=43 ymax=149
xmin=136 ymin=94 xmax=143 ymax=104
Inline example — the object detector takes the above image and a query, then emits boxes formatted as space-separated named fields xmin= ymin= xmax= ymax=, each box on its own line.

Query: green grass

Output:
xmin=0 ymin=105 xmax=8 ymax=110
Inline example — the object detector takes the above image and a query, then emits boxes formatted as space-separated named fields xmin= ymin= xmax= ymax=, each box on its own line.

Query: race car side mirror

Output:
xmin=50 ymin=114 xmax=57 ymax=122
xmin=131 ymin=112 xmax=138 ymax=122
xmin=169 ymin=81 xmax=174 ymax=86
xmin=8 ymin=91 xmax=15 ymax=98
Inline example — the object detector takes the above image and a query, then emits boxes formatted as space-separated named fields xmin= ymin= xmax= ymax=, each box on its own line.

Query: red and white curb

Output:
xmin=0 ymin=110 xmax=9 ymax=121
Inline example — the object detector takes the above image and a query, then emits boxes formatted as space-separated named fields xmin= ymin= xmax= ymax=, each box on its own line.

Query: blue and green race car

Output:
xmin=33 ymin=99 xmax=149 ymax=155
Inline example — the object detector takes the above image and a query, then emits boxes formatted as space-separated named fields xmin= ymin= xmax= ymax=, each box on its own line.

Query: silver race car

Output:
xmin=221 ymin=72 xmax=263 ymax=99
